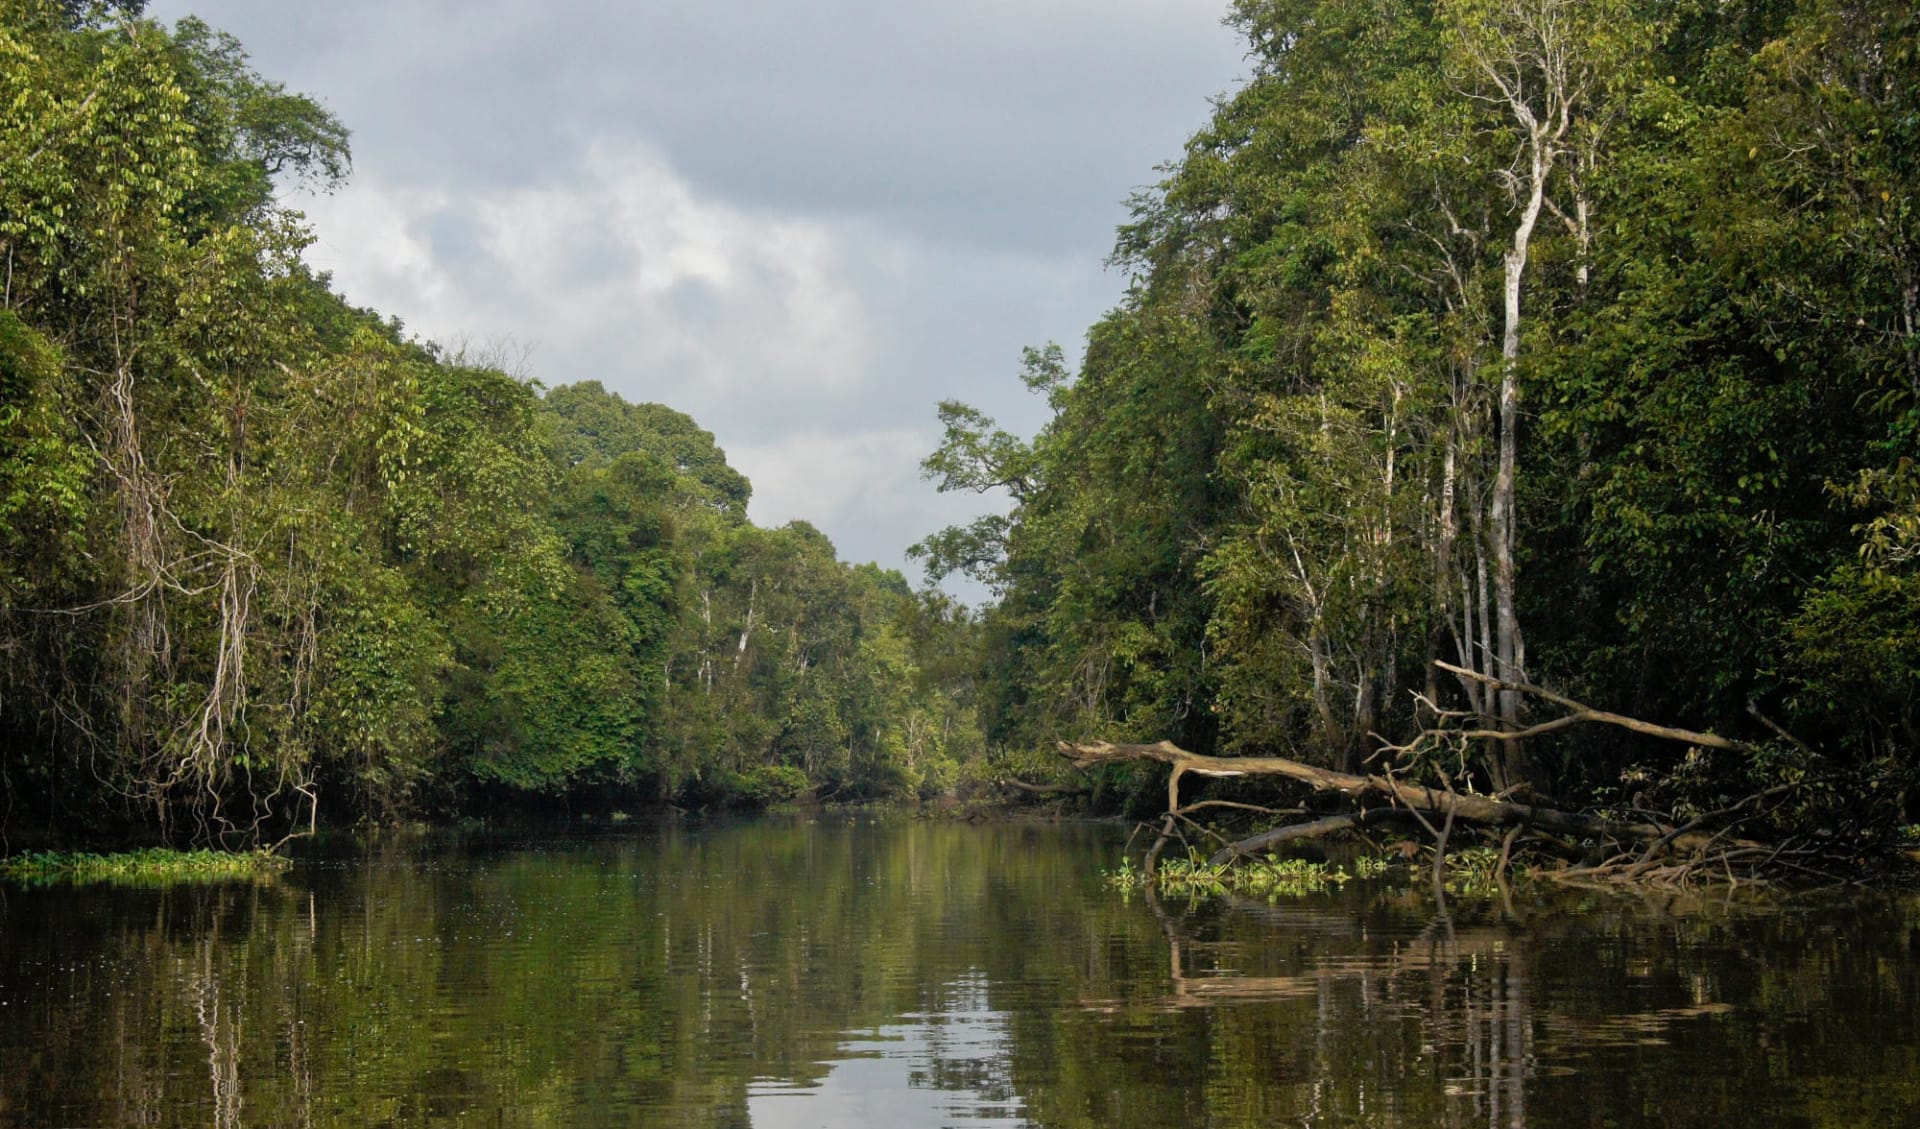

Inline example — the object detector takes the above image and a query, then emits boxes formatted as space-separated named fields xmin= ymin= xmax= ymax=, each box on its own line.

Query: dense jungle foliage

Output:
xmin=5 ymin=0 xmax=1917 ymax=856
xmin=919 ymin=0 xmax=1919 ymax=844
xmin=0 ymin=0 xmax=986 ymax=845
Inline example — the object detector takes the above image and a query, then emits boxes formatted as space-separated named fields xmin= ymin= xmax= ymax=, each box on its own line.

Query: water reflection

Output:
xmin=750 ymin=974 xmax=1024 ymax=1128
xmin=0 ymin=818 xmax=1915 ymax=1127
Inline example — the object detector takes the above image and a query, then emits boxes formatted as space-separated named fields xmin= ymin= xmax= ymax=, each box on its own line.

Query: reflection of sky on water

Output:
xmin=749 ymin=973 xmax=1026 ymax=1129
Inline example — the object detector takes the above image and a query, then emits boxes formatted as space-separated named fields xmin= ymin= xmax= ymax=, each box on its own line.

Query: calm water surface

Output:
xmin=0 ymin=816 xmax=1915 ymax=1127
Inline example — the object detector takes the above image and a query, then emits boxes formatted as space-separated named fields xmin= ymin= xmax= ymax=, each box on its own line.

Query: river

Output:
xmin=0 ymin=816 xmax=1914 ymax=1126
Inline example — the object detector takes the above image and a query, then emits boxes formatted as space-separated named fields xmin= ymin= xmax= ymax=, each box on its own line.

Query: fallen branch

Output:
xmin=1058 ymin=739 xmax=1713 ymax=850
xmin=1429 ymin=661 xmax=1749 ymax=751
xmin=1068 ymin=651 xmax=1860 ymax=889
xmin=1210 ymin=808 xmax=1412 ymax=865
xmin=996 ymin=777 xmax=1084 ymax=796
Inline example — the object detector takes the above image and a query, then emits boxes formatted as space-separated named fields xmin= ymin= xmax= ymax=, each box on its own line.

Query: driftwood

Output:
xmin=1062 ymin=737 xmax=1821 ymax=888
xmin=1059 ymin=739 xmax=1725 ymax=852
xmin=996 ymin=777 xmax=1085 ymax=796
xmin=1208 ymin=809 xmax=1419 ymax=865
xmin=1057 ymin=661 xmax=1839 ymax=888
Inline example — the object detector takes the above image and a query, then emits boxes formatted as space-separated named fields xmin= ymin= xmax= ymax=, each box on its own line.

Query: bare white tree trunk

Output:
xmin=1446 ymin=0 xmax=1613 ymax=784
xmin=1493 ymin=143 xmax=1546 ymax=731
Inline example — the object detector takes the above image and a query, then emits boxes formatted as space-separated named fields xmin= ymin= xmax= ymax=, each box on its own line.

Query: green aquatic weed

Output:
xmin=1108 ymin=851 xmax=1358 ymax=901
xmin=0 ymin=848 xmax=289 ymax=886
xmin=1352 ymin=854 xmax=1393 ymax=879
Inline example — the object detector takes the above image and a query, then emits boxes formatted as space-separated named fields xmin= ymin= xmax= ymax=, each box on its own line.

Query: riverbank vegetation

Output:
xmin=0 ymin=0 xmax=987 ymax=849
xmin=3 ymin=0 xmax=1916 ymax=883
xmin=922 ymin=0 xmax=1919 ymax=885
xmin=0 ymin=847 xmax=288 ymax=884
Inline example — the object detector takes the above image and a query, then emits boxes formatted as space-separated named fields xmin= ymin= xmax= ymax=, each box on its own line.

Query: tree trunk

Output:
xmin=1489 ymin=129 xmax=1551 ymax=788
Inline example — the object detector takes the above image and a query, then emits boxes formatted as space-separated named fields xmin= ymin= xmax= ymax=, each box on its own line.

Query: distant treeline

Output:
xmin=920 ymin=0 xmax=1917 ymax=838
xmin=0 ymin=1 xmax=985 ymax=845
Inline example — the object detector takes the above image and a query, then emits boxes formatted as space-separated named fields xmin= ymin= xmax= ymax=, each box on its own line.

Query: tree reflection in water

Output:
xmin=0 ymin=819 xmax=1913 ymax=1127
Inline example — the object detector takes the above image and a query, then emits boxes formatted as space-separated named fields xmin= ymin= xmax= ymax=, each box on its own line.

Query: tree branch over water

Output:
xmin=1058 ymin=658 xmax=1876 ymax=890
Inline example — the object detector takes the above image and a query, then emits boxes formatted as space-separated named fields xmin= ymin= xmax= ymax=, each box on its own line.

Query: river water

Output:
xmin=0 ymin=816 xmax=1914 ymax=1127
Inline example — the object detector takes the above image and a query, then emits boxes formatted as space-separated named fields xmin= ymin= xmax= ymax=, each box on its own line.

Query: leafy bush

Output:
xmin=735 ymin=764 xmax=811 ymax=807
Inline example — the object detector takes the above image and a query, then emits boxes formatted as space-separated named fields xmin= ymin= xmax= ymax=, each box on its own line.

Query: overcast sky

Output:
xmin=147 ymin=0 xmax=1248 ymax=598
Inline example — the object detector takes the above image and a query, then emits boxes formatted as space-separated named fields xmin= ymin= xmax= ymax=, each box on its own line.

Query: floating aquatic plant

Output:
xmin=0 ymin=849 xmax=289 ymax=886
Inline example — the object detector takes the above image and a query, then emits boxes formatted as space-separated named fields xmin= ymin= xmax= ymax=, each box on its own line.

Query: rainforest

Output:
xmin=1 ymin=0 xmax=1917 ymax=878
xmin=5 ymin=2 xmax=1920 ymax=1126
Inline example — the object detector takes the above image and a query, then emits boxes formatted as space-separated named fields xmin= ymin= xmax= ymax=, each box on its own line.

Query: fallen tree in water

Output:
xmin=1055 ymin=664 xmax=1884 ymax=890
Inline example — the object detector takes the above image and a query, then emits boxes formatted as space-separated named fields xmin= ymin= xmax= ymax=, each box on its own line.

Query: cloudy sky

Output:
xmin=147 ymin=0 xmax=1248 ymax=595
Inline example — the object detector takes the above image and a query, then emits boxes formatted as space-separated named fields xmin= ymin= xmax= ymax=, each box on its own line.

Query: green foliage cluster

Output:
xmin=1108 ymin=851 xmax=1356 ymax=900
xmin=0 ymin=1 xmax=986 ymax=847
xmin=1107 ymin=844 xmax=1517 ymax=902
xmin=922 ymin=0 xmax=1920 ymax=836
xmin=1438 ymin=846 xmax=1507 ymax=897
xmin=0 ymin=847 xmax=287 ymax=884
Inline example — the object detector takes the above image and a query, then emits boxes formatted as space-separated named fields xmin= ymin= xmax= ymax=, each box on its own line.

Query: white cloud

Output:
xmin=298 ymin=139 xmax=881 ymax=407
xmin=167 ymin=0 xmax=1250 ymax=584
xmin=733 ymin=427 xmax=938 ymax=532
xmin=730 ymin=427 xmax=1005 ymax=581
xmin=296 ymin=184 xmax=454 ymax=320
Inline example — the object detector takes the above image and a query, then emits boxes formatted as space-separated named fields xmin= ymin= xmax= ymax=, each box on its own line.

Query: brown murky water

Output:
xmin=0 ymin=816 xmax=1914 ymax=1127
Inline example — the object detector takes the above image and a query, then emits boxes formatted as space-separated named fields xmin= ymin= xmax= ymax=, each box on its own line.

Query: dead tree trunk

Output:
xmin=1064 ymin=657 xmax=1855 ymax=887
xmin=1059 ymin=739 xmax=1724 ymax=852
